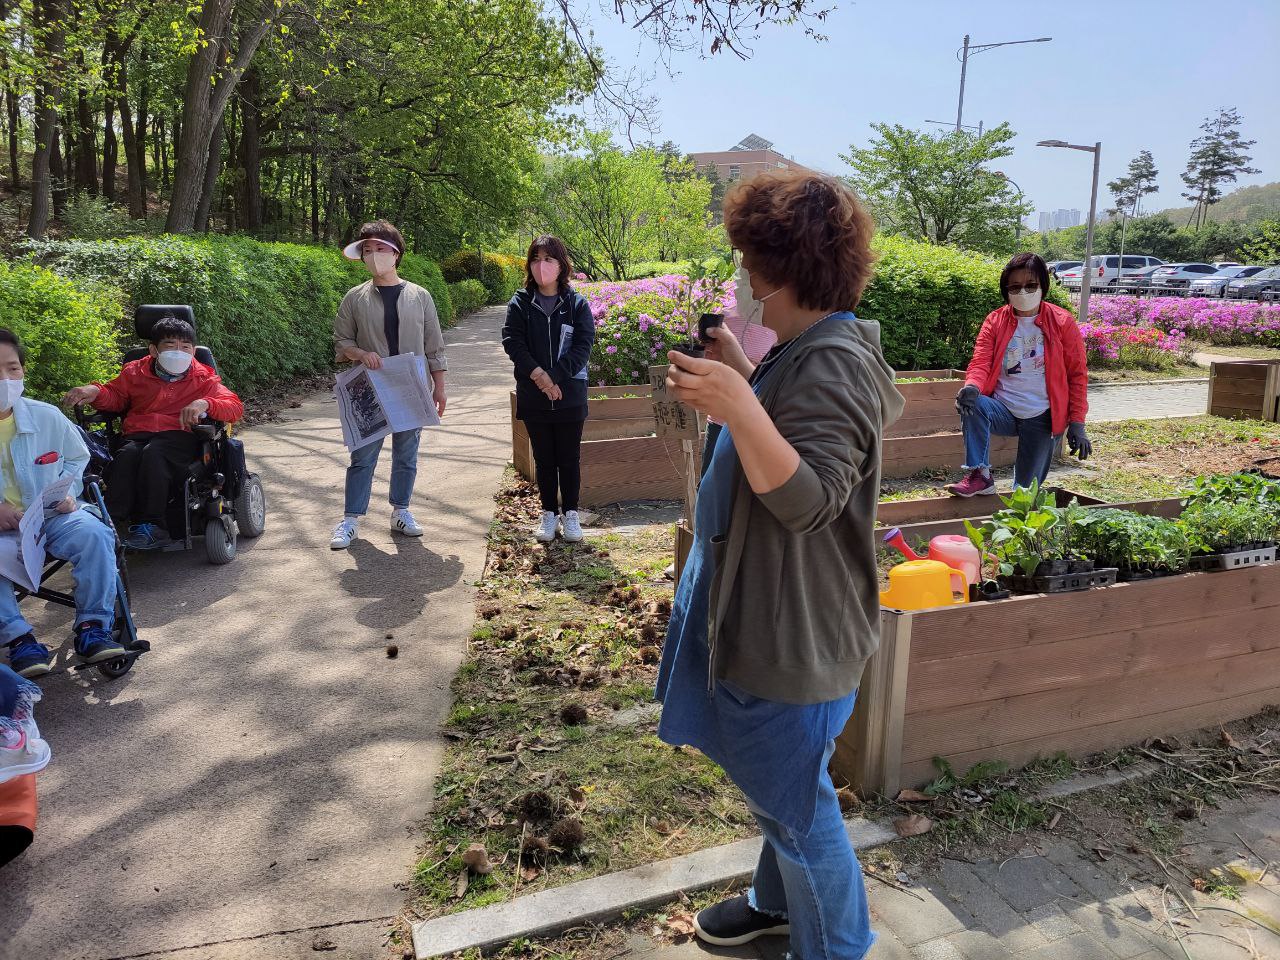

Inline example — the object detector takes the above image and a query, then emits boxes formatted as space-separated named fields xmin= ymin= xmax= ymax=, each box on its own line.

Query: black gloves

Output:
xmin=955 ymin=384 xmax=980 ymax=416
xmin=1067 ymin=422 xmax=1092 ymax=460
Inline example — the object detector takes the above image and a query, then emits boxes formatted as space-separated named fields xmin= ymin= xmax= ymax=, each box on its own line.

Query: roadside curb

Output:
xmin=410 ymin=761 xmax=1158 ymax=958
xmin=1089 ymin=377 xmax=1209 ymax=388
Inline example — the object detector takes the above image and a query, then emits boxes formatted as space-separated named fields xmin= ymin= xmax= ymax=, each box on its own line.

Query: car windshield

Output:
xmin=1208 ymin=267 xmax=1244 ymax=278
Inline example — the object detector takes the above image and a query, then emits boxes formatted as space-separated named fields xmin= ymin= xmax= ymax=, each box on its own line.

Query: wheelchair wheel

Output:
xmin=97 ymin=655 xmax=133 ymax=679
xmin=205 ymin=517 xmax=237 ymax=565
xmin=234 ymin=474 xmax=266 ymax=539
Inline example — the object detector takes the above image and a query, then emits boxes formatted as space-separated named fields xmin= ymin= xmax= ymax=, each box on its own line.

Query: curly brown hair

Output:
xmin=723 ymin=170 xmax=877 ymax=311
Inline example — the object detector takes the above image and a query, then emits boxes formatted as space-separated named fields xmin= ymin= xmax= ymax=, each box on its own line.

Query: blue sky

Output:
xmin=585 ymin=0 xmax=1278 ymax=222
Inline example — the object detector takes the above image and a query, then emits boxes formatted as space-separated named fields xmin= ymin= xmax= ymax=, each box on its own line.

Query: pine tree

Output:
xmin=1181 ymin=108 xmax=1259 ymax=230
xmin=1107 ymin=150 xmax=1159 ymax=218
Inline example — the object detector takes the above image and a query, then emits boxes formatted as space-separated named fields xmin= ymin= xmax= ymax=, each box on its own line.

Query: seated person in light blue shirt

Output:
xmin=0 ymin=330 xmax=122 ymax=678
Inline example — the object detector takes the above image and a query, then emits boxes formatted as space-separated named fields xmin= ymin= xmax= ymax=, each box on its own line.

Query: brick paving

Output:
xmin=624 ymin=795 xmax=1280 ymax=960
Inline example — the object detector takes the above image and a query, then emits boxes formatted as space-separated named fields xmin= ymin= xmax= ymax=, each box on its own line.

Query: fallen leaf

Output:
xmin=651 ymin=819 xmax=673 ymax=835
xmin=896 ymin=789 xmax=933 ymax=803
xmin=453 ymin=869 xmax=469 ymax=899
xmin=893 ymin=814 xmax=934 ymax=838
xmin=520 ymin=865 xmax=542 ymax=882
xmin=1220 ymin=729 xmax=1238 ymax=749
xmin=462 ymin=843 xmax=493 ymax=875
xmin=666 ymin=912 xmax=696 ymax=938
xmin=836 ymin=788 xmax=859 ymax=813
xmin=568 ymin=786 xmax=588 ymax=808
xmin=311 ymin=936 xmax=337 ymax=952
xmin=1092 ymin=845 xmax=1115 ymax=862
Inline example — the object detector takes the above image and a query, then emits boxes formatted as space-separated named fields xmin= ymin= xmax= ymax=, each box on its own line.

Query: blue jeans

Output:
xmin=343 ymin=429 xmax=421 ymax=516
xmin=0 ymin=510 xmax=117 ymax=645
xmin=961 ymin=395 xmax=1058 ymax=489
xmin=746 ymin=740 xmax=876 ymax=960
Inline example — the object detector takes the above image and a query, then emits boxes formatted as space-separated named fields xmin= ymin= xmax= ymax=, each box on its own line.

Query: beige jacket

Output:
xmin=334 ymin=280 xmax=448 ymax=371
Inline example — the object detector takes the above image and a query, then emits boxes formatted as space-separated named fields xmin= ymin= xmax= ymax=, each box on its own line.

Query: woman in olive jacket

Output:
xmin=501 ymin=235 xmax=595 ymax=543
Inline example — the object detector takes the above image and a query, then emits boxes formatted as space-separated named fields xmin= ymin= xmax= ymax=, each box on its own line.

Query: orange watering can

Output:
xmin=880 ymin=559 xmax=970 ymax=610
xmin=883 ymin=528 xmax=982 ymax=587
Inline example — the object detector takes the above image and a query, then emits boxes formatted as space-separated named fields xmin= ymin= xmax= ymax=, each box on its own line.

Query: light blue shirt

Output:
xmin=0 ymin=397 xmax=89 ymax=507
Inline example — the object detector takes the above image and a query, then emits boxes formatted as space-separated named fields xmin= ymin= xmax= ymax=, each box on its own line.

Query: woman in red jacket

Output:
xmin=946 ymin=253 xmax=1091 ymax=497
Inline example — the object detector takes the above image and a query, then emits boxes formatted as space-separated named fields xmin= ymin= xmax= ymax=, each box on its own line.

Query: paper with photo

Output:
xmin=335 ymin=352 xmax=440 ymax=451
xmin=0 ymin=474 xmax=75 ymax=592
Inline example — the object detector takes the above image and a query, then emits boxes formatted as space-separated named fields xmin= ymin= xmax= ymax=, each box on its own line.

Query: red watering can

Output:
xmin=883 ymin=528 xmax=982 ymax=587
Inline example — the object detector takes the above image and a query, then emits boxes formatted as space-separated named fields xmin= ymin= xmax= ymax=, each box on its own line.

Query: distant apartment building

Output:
xmin=690 ymin=134 xmax=812 ymax=184
xmin=1036 ymin=209 xmax=1083 ymax=232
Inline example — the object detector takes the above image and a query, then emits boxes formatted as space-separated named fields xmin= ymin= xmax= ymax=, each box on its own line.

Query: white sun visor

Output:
xmin=342 ymin=237 xmax=401 ymax=260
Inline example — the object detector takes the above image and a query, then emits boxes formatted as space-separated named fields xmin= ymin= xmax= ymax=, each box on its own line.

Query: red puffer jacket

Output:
xmin=92 ymin=356 xmax=244 ymax=435
xmin=964 ymin=302 xmax=1089 ymax=436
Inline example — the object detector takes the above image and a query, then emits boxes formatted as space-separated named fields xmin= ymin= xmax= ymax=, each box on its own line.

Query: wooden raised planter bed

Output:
xmin=838 ymin=532 xmax=1280 ymax=797
xmin=511 ymin=387 xmax=688 ymax=507
xmin=1207 ymin=359 xmax=1280 ymax=422
xmin=891 ymin=369 xmax=966 ymax=439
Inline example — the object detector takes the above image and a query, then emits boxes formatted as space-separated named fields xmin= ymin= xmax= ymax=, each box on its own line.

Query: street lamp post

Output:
xmin=1038 ymin=139 xmax=1102 ymax=322
xmin=955 ymin=34 xmax=1052 ymax=132
xmin=994 ymin=171 xmax=1025 ymax=242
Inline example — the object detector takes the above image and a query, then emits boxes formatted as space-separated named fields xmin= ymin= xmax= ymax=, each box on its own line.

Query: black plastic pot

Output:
xmin=1034 ymin=560 xmax=1070 ymax=577
xmin=1067 ymin=559 xmax=1095 ymax=574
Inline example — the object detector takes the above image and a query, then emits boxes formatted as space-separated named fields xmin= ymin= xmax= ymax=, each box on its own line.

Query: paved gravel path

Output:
xmin=1087 ymin=380 xmax=1209 ymax=422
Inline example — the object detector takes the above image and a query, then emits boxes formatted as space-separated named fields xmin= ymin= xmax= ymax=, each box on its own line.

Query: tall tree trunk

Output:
xmin=135 ymin=47 xmax=149 ymax=213
xmin=159 ymin=115 xmax=170 ymax=192
xmin=237 ymin=67 xmax=262 ymax=232
xmin=117 ymin=95 xmax=145 ymax=219
xmin=310 ymin=137 xmax=319 ymax=241
xmin=195 ymin=112 xmax=224 ymax=232
xmin=29 ymin=0 xmax=65 ymax=239
xmin=6 ymin=87 xmax=19 ymax=191
xmin=102 ymin=98 xmax=117 ymax=201
xmin=50 ymin=123 xmax=69 ymax=221
xmin=167 ymin=4 xmax=273 ymax=233
xmin=75 ymin=52 xmax=98 ymax=194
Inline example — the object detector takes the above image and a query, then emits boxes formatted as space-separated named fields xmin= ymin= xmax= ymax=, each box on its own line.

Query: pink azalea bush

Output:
xmin=576 ymin=275 xmax=737 ymax=386
xmin=1078 ymin=321 xmax=1190 ymax=370
xmin=1089 ymin=297 xmax=1280 ymax=348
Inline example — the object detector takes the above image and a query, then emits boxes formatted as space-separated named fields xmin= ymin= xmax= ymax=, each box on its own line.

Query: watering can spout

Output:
xmin=882 ymin=527 xmax=924 ymax=563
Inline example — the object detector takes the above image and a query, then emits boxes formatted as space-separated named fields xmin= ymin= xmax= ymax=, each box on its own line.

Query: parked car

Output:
xmin=1189 ymin=265 xmax=1267 ymax=298
xmin=1059 ymin=255 xmax=1164 ymax=290
xmin=1047 ymin=260 xmax=1083 ymax=279
xmin=1212 ymin=262 xmax=1242 ymax=269
xmin=1225 ymin=266 xmax=1280 ymax=301
xmin=1148 ymin=263 xmax=1218 ymax=293
xmin=1113 ymin=265 xmax=1163 ymax=292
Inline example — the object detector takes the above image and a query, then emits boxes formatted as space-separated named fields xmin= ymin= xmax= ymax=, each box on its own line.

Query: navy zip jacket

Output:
xmin=502 ymin=287 xmax=595 ymax=423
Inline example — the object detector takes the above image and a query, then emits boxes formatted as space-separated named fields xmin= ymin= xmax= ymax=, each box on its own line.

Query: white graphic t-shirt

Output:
xmin=994 ymin=316 xmax=1050 ymax=419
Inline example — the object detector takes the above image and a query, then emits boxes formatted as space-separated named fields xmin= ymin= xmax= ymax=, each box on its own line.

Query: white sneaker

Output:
xmin=391 ymin=508 xmax=424 ymax=537
xmin=0 ymin=727 xmax=51 ymax=785
xmin=561 ymin=511 xmax=584 ymax=542
xmin=535 ymin=511 xmax=558 ymax=542
xmin=329 ymin=517 xmax=359 ymax=550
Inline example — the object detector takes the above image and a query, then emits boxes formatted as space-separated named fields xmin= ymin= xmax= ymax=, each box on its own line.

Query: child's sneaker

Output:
xmin=8 ymin=635 xmax=52 ymax=679
xmin=74 ymin=623 xmax=125 ymax=665
xmin=329 ymin=517 xmax=359 ymax=550
xmin=535 ymin=511 xmax=558 ymax=543
xmin=561 ymin=511 xmax=584 ymax=543
xmin=0 ymin=727 xmax=51 ymax=784
xmin=391 ymin=508 xmax=424 ymax=537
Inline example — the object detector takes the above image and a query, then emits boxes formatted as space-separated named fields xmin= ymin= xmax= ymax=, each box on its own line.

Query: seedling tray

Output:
xmin=1003 ymin=567 xmax=1119 ymax=595
xmin=1187 ymin=546 xmax=1277 ymax=573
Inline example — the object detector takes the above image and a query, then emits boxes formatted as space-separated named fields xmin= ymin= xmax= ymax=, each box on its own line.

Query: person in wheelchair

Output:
xmin=0 ymin=330 xmax=124 ymax=678
xmin=63 ymin=314 xmax=244 ymax=551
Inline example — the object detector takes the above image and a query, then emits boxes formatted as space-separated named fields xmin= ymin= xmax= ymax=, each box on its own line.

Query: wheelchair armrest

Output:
xmin=192 ymin=420 xmax=227 ymax=440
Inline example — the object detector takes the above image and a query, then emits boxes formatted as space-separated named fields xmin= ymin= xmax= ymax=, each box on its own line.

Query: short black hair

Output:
xmin=149 ymin=315 xmax=197 ymax=346
xmin=0 ymin=328 xmax=26 ymax=365
xmin=1000 ymin=253 xmax=1051 ymax=304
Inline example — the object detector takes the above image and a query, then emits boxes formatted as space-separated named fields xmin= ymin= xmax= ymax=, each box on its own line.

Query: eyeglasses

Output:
xmin=1007 ymin=283 xmax=1040 ymax=295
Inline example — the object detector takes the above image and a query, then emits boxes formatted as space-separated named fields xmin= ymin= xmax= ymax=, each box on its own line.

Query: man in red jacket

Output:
xmin=946 ymin=253 xmax=1091 ymax=497
xmin=63 ymin=315 xmax=244 ymax=549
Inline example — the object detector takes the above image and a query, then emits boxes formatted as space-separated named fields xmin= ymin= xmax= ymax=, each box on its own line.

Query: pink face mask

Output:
xmin=532 ymin=261 xmax=559 ymax=286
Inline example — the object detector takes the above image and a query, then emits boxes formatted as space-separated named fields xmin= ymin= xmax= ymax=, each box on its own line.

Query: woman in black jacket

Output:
xmin=501 ymin=236 xmax=596 ymax=543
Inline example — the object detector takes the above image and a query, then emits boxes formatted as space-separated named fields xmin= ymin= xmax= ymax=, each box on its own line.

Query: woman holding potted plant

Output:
xmin=501 ymin=236 xmax=595 ymax=543
xmin=948 ymin=253 xmax=1091 ymax=497
xmin=658 ymin=169 xmax=904 ymax=960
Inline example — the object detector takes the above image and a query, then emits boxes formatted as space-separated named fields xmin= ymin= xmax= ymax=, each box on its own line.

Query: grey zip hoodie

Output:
xmin=707 ymin=314 xmax=905 ymax=705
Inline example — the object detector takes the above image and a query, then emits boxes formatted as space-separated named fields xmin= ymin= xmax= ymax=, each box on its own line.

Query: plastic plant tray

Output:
xmin=1187 ymin=545 xmax=1278 ymax=573
xmin=1004 ymin=567 xmax=1119 ymax=595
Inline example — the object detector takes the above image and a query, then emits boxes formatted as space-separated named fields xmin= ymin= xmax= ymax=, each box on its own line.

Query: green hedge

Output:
xmin=442 ymin=250 xmax=523 ymax=304
xmin=859 ymin=236 xmax=1074 ymax=371
xmin=0 ymin=260 xmax=121 ymax=401
xmin=27 ymin=235 xmax=453 ymax=393
xmin=448 ymin=279 xmax=488 ymax=317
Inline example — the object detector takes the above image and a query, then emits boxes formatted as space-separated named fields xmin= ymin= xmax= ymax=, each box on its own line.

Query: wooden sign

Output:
xmin=648 ymin=364 xmax=699 ymax=440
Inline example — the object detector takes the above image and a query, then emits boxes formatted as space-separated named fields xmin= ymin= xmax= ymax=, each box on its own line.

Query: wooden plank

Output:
xmin=906 ymin=563 xmax=1280 ymax=661
xmin=906 ymin=602 xmax=1280 ymax=714
xmin=579 ymin=477 xmax=686 ymax=507
xmin=833 ymin=613 xmax=911 ymax=797
xmin=578 ymin=435 xmax=684 ymax=465
xmin=899 ymin=687 xmax=1280 ymax=789
xmin=1208 ymin=388 xmax=1266 ymax=411
xmin=587 ymin=396 xmax=659 ymax=420
xmin=587 ymin=385 xmax=654 ymax=399
xmin=582 ymin=418 xmax=659 ymax=442
xmin=901 ymin=645 xmax=1280 ymax=763
xmin=1212 ymin=362 xmax=1273 ymax=380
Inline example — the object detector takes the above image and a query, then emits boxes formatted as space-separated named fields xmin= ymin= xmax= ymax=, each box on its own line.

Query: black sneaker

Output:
xmin=693 ymin=893 xmax=790 ymax=946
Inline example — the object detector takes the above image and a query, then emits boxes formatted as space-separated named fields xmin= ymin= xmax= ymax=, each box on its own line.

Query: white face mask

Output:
xmin=0 ymin=378 xmax=23 ymax=411
xmin=1009 ymin=289 xmax=1043 ymax=314
xmin=158 ymin=350 xmax=194 ymax=375
xmin=734 ymin=266 xmax=781 ymax=326
xmin=364 ymin=251 xmax=398 ymax=277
